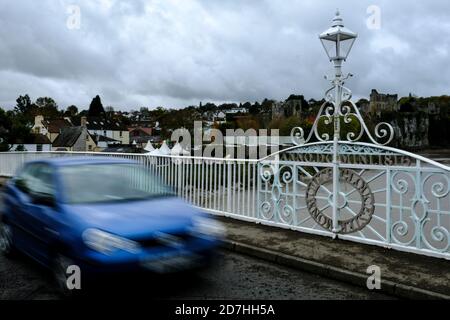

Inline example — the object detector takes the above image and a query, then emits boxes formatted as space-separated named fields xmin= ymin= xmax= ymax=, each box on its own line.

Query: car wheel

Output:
xmin=0 ymin=222 xmax=15 ymax=257
xmin=52 ymin=253 xmax=79 ymax=297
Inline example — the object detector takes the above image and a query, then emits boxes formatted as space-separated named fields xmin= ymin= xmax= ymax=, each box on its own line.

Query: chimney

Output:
xmin=35 ymin=115 xmax=44 ymax=126
xmin=81 ymin=116 xmax=87 ymax=127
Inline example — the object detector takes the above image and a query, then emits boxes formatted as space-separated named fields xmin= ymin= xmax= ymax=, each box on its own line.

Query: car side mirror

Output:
xmin=32 ymin=193 xmax=56 ymax=207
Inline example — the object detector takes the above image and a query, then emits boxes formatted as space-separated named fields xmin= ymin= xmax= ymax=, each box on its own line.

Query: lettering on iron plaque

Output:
xmin=305 ymin=168 xmax=375 ymax=234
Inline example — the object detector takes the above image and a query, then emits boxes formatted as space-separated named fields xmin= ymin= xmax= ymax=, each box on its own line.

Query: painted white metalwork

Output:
xmin=258 ymin=141 xmax=450 ymax=258
xmin=0 ymin=11 xmax=448 ymax=260
xmin=0 ymin=148 xmax=448 ymax=259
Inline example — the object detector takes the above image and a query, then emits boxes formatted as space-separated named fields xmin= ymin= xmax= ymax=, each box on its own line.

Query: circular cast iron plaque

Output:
xmin=305 ymin=168 xmax=375 ymax=234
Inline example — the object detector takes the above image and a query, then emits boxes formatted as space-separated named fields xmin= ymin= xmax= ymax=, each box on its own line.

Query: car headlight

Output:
xmin=82 ymin=229 xmax=140 ymax=255
xmin=191 ymin=216 xmax=226 ymax=238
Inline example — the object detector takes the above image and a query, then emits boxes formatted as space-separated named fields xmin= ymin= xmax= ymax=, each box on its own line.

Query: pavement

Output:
xmin=0 ymin=249 xmax=392 ymax=300
xmin=215 ymin=215 xmax=450 ymax=300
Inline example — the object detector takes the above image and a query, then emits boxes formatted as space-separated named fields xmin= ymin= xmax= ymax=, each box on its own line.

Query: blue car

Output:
xmin=0 ymin=157 xmax=225 ymax=293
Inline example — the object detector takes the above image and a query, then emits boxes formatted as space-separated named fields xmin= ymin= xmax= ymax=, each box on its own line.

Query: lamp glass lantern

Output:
xmin=319 ymin=11 xmax=357 ymax=62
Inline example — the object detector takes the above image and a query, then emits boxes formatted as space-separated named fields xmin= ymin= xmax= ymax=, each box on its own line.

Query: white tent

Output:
xmin=148 ymin=148 xmax=161 ymax=156
xmin=144 ymin=141 xmax=155 ymax=152
xmin=171 ymin=142 xmax=190 ymax=156
xmin=158 ymin=141 xmax=171 ymax=155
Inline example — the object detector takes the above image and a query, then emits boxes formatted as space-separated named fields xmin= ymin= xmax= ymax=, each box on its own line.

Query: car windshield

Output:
xmin=59 ymin=163 xmax=174 ymax=204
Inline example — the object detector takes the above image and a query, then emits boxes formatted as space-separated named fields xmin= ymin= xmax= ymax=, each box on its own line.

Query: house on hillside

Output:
xmin=32 ymin=115 xmax=73 ymax=142
xmin=9 ymin=134 xmax=52 ymax=152
xmin=75 ymin=116 xmax=130 ymax=145
xmin=94 ymin=135 xmax=121 ymax=150
xmin=128 ymin=127 xmax=161 ymax=149
xmin=52 ymin=126 xmax=97 ymax=152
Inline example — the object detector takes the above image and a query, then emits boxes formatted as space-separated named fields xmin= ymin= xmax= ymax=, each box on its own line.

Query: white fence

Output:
xmin=0 ymin=146 xmax=449 ymax=260
xmin=0 ymin=151 xmax=260 ymax=219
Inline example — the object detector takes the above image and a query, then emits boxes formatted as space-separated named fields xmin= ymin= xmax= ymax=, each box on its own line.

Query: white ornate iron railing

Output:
xmin=1 ymin=12 xmax=448 ymax=261
xmin=0 ymin=151 xmax=259 ymax=221
xmin=0 ymin=147 xmax=449 ymax=260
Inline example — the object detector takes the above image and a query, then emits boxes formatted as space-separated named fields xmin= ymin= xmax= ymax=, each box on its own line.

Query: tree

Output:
xmin=217 ymin=121 xmax=237 ymax=134
xmin=1 ymin=105 xmax=33 ymax=150
xmin=279 ymin=116 xmax=303 ymax=136
xmin=35 ymin=97 xmax=60 ymax=118
xmin=14 ymin=94 xmax=33 ymax=115
xmin=261 ymin=99 xmax=275 ymax=113
xmin=65 ymin=105 xmax=78 ymax=117
xmin=236 ymin=116 xmax=260 ymax=130
xmin=0 ymin=107 xmax=12 ymax=151
xmin=139 ymin=107 xmax=150 ymax=117
xmin=242 ymin=102 xmax=252 ymax=110
xmin=88 ymin=95 xmax=105 ymax=117
xmin=12 ymin=94 xmax=36 ymax=131
xmin=249 ymin=102 xmax=260 ymax=115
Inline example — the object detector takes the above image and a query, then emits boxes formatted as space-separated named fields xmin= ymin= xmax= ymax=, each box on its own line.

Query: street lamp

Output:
xmin=319 ymin=10 xmax=357 ymax=233
xmin=289 ymin=10 xmax=394 ymax=234
xmin=319 ymin=10 xmax=357 ymax=71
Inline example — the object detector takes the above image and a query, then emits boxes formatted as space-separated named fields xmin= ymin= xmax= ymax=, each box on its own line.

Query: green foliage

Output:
xmin=268 ymin=116 xmax=312 ymax=137
xmin=0 ymin=107 xmax=11 ymax=151
xmin=35 ymin=97 xmax=59 ymax=118
xmin=1 ymin=94 xmax=54 ymax=150
xmin=88 ymin=95 xmax=105 ymax=116
xmin=279 ymin=116 xmax=302 ymax=136
xmin=217 ymin=121 xmax=237 ymax=134
xmin=64 ymin=105 xmax=78 ymax=117
xmin=14 ymin=95 xmax=34 ymax=115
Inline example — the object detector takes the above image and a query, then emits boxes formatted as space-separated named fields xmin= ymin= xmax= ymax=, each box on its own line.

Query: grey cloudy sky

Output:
xmin=0 ymin=0 xmax=449 ymax=110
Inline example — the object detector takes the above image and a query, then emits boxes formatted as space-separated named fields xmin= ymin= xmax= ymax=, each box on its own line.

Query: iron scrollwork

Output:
xmin=291 ymin=82 xmax=394 ymax=146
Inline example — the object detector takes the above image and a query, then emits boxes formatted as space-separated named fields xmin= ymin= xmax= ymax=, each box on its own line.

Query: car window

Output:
xmin=16 ymin=164 xmax=56 ymax=197
xmin=59 ymin=163 xmax=174 ymax=204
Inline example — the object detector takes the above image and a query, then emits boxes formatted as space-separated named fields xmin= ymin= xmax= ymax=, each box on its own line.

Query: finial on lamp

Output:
xmin=332 ymin=9 xmax=344 ymax=27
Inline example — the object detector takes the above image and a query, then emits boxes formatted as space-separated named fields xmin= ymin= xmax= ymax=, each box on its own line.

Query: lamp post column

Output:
xmin=319 ymin=10 xmax=358 ymax=233
xmin=332 ymin=59 xmax=342 ymax=233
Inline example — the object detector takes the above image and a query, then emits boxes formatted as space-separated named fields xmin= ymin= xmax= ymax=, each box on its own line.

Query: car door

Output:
xmin=7 ymin=163 xmax=41 ymax=253
xmin=13 ymin=163 xmax=60 ymax=265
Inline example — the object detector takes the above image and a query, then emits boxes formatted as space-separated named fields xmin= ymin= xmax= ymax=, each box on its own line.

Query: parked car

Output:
xmin=0 ymin=157 xmax=225 ymax=294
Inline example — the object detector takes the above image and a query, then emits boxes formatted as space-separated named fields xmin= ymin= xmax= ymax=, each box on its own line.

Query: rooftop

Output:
xmin=52 ymin=127 xmax=85 ymax=148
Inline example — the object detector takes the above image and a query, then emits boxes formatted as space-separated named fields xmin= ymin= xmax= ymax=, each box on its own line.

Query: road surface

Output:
xmin=0 ymin=249 xmax=393 ymax=300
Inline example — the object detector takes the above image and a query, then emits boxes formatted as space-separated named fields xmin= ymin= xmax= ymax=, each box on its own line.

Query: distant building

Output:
xmin=128 ymin=127 xmax=160 ymax=149
xmin=225 ymin=107 xmax=249 ymax=114
xmin=9 ymin=134 xmax=52 ymax=152
xmin=94 ymin=135 xmax=121 ymax=150
xmin=272 ymin=95 xmax=305 ymax=120
xmin=76 ymin=116 xmax=130 ymax=145
xmin=370 ymin=89 xmax=398 ymax=116
xmin=32 ymin=115 xmax=73 ymax=142
xmin=52 ymin=126 xmax=97 ymax=152
xmin=203 ymin=111 xmax=227 ymax=126
xmin=129 ymin=126 xmax=153 ymax=138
